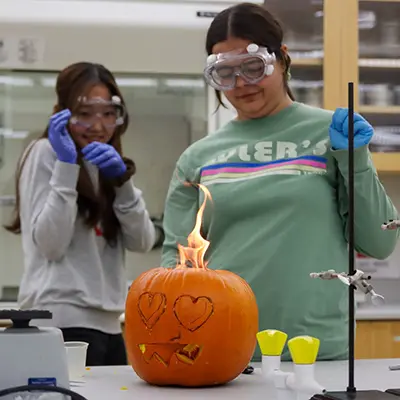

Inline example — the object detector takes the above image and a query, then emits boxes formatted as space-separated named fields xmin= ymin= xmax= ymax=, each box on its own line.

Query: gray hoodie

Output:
xmin=17 ymin=138 xmax=156 ymax=334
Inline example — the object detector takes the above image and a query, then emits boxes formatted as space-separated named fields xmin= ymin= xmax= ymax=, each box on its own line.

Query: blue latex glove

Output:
xmin=82 ymin=142 xmax=127 ymax=178
xmin=329 ymin=107 xmax=374 ymax=150
xmin=48 ymin=109 xmax=77 ymax=163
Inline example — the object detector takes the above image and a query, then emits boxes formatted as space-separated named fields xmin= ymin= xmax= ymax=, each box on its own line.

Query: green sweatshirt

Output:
xmin=161 ymin=102 xmax=398 ymax=361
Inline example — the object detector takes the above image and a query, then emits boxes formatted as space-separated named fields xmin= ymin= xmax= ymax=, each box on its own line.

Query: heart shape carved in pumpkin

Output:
xmin=173 ymin=295 xmax=214 ymax=332
xmin=138 ymin=292 xmax=167 ymax=329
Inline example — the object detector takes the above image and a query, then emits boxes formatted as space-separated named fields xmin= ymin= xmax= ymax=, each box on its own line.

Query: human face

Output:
xmin=211 ymin=38 xmax=290 ymax=120
xmin=68 ymin=84 xmax=120 ymax=148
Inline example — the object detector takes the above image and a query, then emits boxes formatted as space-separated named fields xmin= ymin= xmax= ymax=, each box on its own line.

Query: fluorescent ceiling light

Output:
xmin=0 ymin=128 xmax=30 ymax=139
xmin=41 ymin=77 xmax=204 ymax=89
xmin=116 ymin=78 xmax=158 ymax=87
xmin=40 ymin=77 xmax=57 ymax=87
xmin=0 ymin=76 xmax=34 ymax=87
xmin=41 ymin=77 xmax=158 ymax=88
xmin=163 ymin=79 xmax=205 ymax=89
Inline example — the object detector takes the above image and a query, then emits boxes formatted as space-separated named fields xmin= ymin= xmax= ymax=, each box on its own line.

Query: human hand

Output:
xmin=82 ymin=142 xmax=127 ymax=178
xmin=48 ymin=109 xmax=77 ymax=164
xmin=329 ymin=108 xmax=373 ymax=150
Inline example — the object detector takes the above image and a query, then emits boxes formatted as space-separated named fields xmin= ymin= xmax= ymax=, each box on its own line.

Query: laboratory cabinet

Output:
xmin=355 ymin=320 xmax=400 ymax=359
xmin=258 ymin=0 xmax=400 ymax=173
xmin=339 ymin=0 xmax=400 ymax=172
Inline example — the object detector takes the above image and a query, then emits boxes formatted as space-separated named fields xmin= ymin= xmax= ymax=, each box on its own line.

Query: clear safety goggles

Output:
xmin=204 ymin=43 xmax=276 ymax=91
xmin=69 ymin=95 xmax=126 ymax=129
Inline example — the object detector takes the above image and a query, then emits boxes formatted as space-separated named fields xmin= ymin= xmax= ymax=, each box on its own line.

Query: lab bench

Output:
xmin=73 ymin=359 xmax=400 ymax=399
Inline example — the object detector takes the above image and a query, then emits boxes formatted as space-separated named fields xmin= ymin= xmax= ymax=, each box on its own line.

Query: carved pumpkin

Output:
xmin=125 ymin=184 xmax=258 ymax=387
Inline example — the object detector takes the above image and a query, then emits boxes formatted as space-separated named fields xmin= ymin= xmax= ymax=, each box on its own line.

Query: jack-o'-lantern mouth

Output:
xmin=138 ymin=343 xmax=203 ymax=366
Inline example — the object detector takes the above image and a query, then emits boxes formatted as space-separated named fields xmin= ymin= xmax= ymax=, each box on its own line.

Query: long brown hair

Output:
xmin=4 ymin=62 xmax=136 ymax=246
xmin=205 ymin=2 xmax=295 ymax=109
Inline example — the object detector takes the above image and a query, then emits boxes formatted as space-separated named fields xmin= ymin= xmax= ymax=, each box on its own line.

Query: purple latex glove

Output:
xmin=48 ymin=109 xmax=77 ymax=164
xmin=82 ymin=142 xmax=127 ymax=178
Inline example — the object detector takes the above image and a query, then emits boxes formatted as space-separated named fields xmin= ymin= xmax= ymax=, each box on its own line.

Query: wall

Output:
xmin=0 ymin=72 xmax=208 ymax=297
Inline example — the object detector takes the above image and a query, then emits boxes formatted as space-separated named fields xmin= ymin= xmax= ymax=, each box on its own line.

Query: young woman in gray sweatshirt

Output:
xmin=4 ymin=62 xmax=159 ymax=366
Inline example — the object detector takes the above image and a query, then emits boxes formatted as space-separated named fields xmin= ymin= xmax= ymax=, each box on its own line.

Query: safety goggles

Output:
xmin=69 ymin=95 xmax=126 ymax=130
xmin=204 ymin=43 xmax=276 ymax=91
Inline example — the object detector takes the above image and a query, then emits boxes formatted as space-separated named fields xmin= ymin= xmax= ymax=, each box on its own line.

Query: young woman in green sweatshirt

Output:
xmin=161 ymin=3 xmax=399 ymax=362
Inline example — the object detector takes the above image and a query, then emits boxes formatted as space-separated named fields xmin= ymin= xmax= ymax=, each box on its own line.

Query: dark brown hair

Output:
xmin=205 ymin=2 xmax=295 ymax=108
xmin=4 ymin=62 xmax=136 ymax=246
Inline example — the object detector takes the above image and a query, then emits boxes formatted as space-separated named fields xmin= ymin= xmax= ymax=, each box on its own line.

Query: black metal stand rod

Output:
xmin=347 ymin=82 xmax=356 ymax=394
xmin=310 ymin=82 xmax=398 ymax=399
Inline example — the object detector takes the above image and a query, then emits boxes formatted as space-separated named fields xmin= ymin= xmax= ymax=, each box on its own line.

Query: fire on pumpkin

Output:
xmin=124 ymin=182 xmax=259 ymax=387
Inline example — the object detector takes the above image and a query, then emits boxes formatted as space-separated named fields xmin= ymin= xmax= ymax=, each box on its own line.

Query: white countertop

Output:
xmin=72 ymin=359 xmax=400 ymax=399
xmin=356 ymin=303 xmax=400 ymax=320
xmin=3 ymin=302 xmax=400 ymax=322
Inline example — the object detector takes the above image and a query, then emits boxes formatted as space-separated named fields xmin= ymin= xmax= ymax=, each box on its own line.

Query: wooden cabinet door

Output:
xmin=355 ymin=320 xmax=400 ymax=359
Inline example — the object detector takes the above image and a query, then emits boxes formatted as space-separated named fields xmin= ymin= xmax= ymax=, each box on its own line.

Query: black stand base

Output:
xmin=386 ymin=389 xmax=400 ymax=396
xmin=311 ymin=390 xmax=399 ymax=399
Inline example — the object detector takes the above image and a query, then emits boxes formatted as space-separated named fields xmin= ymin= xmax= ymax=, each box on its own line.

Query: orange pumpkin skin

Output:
xmin=125 ymin=266 xmax=259 ymax=387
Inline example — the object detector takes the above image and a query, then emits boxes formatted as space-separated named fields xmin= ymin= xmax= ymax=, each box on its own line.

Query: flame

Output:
xmin=177 ymin=183 xmax=212 ymax=269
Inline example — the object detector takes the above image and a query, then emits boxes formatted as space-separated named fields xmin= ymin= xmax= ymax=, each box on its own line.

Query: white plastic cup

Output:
xmin=64 ymin=341 xmax=89 ymax=381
